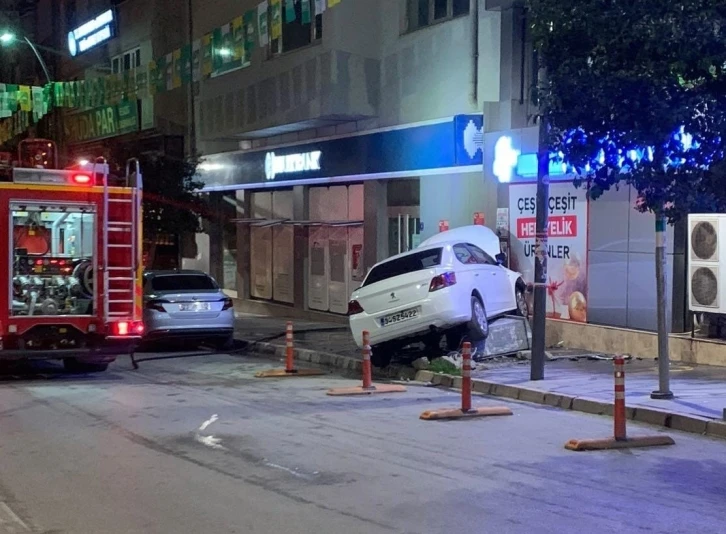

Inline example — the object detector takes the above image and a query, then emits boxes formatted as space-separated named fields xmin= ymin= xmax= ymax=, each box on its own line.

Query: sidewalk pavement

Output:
xmin=234 ymin=313 xmax=726 ymax=439
xmin=234 ymin=313 xmax=359 ymax=359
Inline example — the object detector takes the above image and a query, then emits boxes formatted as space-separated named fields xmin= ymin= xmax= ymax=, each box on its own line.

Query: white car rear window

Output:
xmin=363 ymin=248 xmax=442 ymax=287
xmin=151 ymin=274 xmax=218 ymax=292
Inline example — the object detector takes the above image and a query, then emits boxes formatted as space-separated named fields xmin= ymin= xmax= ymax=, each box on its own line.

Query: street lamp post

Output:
xmin=0 ymin=32 xmax=52 ymax=84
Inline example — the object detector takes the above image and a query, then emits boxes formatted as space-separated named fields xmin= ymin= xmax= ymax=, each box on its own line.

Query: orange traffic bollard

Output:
xmin=420 ymin=342 xmax=513 ymax=420
xmin=326 ymin=331 xmax=407 ymax=396
xmin=614 ymin=356 xmax=627 ymax=441
xmin=285 ymin=322 xmax=295 ymax=373
xmin=361 ymin=331 xmax=373 ymax=389
xmin=565 ymin=356 xmax=675 ymax=451
xmin=461 ymin=342 xmax=472 ymax=413
xmin=255 ymin=321 xmax=325 ymax=378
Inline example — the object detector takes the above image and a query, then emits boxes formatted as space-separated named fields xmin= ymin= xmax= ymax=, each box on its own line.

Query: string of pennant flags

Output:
xmin=0 ymin=0 xmax=344 ymax=146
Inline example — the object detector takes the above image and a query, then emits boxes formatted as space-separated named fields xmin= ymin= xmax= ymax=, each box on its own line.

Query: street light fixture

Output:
xmin=0 ymin=31 xmax=52 ymax=84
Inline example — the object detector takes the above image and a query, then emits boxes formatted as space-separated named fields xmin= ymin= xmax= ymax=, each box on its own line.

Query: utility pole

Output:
xmin=531 ymin=117 xmax=549 ymax=381
xmin=531 ymin=47 xmax=549 ymax=381
xmin=187 ymin=0 xmax=197 ymax=156
xmin=651 ymin=212 xmax=673 ymax=399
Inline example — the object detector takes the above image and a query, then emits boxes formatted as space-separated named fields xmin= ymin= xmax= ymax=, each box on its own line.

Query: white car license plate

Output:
xmin=380 ymin=308 xmax=419 ymax=327
xmin=180 ymin=302 xmax=210 ymax=312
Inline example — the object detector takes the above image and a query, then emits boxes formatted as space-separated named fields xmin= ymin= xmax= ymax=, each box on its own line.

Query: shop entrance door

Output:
xmin=388 ymin=207 xmax=421 ymax=257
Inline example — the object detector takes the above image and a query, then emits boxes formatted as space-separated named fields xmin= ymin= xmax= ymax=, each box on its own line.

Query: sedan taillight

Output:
xmin=348 ymin=300 xmax=364 ymax=315
xmin=146 ymin=299 xmax=169 ymax=312
xmin=221 ymin=297 xmax=234 ymax=310
xmin=429 ymin=272 xmax=457 ymax=292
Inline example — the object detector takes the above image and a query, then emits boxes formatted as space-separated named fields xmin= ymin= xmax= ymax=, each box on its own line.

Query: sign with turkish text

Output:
xmin=508 ymin=183 xmax=589 ymax=322
xmin=64 ymin=100 xmax=139 ymax=144
xmin=67 ymin=9 xmax=116 ymax=57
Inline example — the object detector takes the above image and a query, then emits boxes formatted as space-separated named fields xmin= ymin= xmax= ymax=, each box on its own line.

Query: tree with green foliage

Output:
xmin=528 ymin=0 xmax=726 ymax=397
xmin=110 ymin=150 xmax=205 ymax=267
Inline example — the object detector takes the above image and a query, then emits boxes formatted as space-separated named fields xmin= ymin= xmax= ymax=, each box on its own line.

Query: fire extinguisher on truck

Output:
xmin=1 ymin=154 xmax=144 ymax=372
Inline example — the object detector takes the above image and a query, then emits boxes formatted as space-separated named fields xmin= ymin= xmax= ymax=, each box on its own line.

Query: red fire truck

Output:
xmin=0 ymin=155 xmax=144 ymax=372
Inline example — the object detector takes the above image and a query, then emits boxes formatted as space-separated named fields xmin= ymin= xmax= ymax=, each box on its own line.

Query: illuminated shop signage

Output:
xmin=68 ymin=9 xmax=116 ymax=57
xmin=264 ymin=150 xmax=322 ymax=181
xmin=493 ymin=126 xmax=697 ymax=184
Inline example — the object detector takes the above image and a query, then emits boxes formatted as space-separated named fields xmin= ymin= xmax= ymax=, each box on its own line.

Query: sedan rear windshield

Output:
xmin=150 ymin=274 xmax=218 ymax=292
xmin=363 ymin=248 xmax=442 ymax=287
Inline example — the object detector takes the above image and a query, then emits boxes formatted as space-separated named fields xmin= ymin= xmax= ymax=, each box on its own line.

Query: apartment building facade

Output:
xmin=27 ymin=0 xmax=683 ymax=332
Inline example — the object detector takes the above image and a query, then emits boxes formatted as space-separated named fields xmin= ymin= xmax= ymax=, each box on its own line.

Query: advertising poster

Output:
xmin=509 ymin=183 xmax=589 ymax=322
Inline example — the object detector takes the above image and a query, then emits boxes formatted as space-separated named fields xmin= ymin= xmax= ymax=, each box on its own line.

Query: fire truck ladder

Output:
xmin=101 ymin=157 xmax=143 ymax=323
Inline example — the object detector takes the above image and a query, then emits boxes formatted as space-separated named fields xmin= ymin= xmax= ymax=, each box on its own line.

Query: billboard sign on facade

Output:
xmin=509 ymin=182 xmax=589 ymax=322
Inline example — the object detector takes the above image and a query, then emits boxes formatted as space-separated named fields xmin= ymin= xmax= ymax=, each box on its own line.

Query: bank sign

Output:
xmin=264 ymin=151 xmax=321 ymax=180
xmin=65 ymin=101 xmax=139 ymax=144
xmin=68 ymin=9 xmax=116 ymax=57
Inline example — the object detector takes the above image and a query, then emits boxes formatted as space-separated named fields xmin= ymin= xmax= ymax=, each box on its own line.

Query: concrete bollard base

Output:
xmin=565 ymin=435 xmax=675 ymax=451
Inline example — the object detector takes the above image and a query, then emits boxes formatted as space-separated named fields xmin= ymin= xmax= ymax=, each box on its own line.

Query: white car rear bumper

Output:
xmin=349 ymin=289 xmax=470 ymax=348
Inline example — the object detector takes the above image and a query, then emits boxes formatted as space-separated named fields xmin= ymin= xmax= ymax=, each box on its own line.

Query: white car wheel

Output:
xmin=469 ymin=296 xmax=489 ymax=340
xmin=516 ymin=286 xmax=529 ymax=317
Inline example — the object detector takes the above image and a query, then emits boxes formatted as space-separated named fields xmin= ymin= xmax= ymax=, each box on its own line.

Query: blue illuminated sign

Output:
xmin=68 ymin=9 xmax=116 ymax=57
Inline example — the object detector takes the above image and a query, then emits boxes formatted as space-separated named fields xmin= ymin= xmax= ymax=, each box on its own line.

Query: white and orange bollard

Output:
xmin=326 ymin=331 xmax=407 ymax=396
xmin=565 ymin=355 xmax=675 ymax=451
xmin=255 ymin=321 xmax=326 ymax=378
xmin=420 ymin=342 xmax=513 ymax=420
xmin=614 ymin=356 xmax=627 ymax=441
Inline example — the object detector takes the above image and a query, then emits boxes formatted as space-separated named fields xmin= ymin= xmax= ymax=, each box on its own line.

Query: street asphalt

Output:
xmin=0 ymin=350 xmax=724 ymax=533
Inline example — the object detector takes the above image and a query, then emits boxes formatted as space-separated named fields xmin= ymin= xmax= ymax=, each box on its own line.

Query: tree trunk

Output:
xmin=652 ymin=212 xmax=674 ymax=400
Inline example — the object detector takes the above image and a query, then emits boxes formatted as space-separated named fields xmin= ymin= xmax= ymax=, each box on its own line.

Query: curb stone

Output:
xmin=244 ymin=339 xmax=726 ymax=442
xmin=411 ymin=370 xmax=726 ymax=442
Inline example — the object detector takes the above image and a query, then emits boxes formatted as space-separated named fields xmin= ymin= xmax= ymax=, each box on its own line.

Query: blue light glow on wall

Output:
xmin=495 ymin=125 xmax=707 ymax=184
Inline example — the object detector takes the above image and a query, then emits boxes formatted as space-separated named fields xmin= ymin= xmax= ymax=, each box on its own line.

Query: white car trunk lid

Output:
xmin=355 ymin=269 xmax=437 ymax=313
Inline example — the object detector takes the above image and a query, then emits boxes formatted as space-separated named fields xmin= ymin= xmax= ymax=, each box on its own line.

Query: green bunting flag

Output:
xmin=0 ymin=0 xmax=351 ymax=141
xmin=285 ymin=0 xmax=296 ymax=22
xmin=302 ymin=0 xmax=311 ymax=23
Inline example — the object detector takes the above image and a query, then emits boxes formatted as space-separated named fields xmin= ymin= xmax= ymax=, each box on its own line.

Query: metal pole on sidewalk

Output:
xmin=531 ymin=115 xmax=549 ymax=381
xmin=651 ymin=213 xmax=673 ymax=399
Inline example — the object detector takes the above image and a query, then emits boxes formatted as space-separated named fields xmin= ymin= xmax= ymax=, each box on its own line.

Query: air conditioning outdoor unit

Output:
xmin=688 ymin=214 xmax=726 ymax=313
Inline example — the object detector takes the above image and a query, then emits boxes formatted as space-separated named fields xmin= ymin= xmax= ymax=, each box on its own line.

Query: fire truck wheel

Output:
xmin=63 ymin=358 xmax=109 ymax=373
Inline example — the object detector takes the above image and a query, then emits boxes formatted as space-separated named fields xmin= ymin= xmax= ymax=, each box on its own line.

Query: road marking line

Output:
xmin=262 ymin=461 xmax=315 ymax=481
xmin=0 ymin=502 xmax=31 ymax=532
xmin=194 ymin=414 xmax=226 ymax=451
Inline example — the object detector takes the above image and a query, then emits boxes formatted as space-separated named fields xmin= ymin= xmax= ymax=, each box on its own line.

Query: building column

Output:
xmin=363 ymin=180 xmax=388 ymax=271
xmin=292 ymin=185 xmax=309 ymax=309
xmin=235 ymin=190 xmax=252 ymax=301
xmin=209 ymin=192 xmax=224 ymax=284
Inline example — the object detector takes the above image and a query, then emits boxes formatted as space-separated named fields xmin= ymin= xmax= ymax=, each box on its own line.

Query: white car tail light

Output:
xmin=429 ymin=272 xmax=457 ymax=292
xmin=348 ymin=300 xmax=365 ymax=315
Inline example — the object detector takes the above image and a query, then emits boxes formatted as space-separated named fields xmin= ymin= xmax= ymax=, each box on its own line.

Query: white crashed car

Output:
xmin=348 ymin=226 xmax=527 ymax=367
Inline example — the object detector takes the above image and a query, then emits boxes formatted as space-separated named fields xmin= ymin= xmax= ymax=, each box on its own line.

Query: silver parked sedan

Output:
xmin=142 ymin=270 xmax=235 ymax=350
